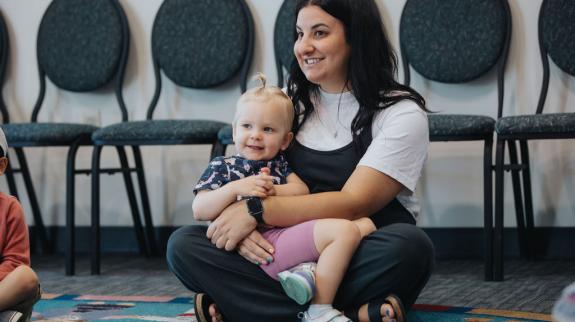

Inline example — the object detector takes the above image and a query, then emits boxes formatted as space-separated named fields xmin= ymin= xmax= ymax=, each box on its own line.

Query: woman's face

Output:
xmin=294 ymin=5 xmax=351 ymax=93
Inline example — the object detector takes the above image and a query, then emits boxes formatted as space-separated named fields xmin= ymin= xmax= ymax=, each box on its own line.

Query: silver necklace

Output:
xmin=316 ymin=90 xmax=345 ymax=139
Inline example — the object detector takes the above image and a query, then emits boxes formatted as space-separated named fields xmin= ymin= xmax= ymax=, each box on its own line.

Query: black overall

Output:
xmin=167 ymin=127 xmax=434 ymax=322
xmin=286 ymin=124 xmax=415 ymax=228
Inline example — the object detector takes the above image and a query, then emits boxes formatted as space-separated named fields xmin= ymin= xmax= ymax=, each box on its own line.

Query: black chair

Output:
xmin=216 ymin=0 xmax=295 ymax=154
xmin=90 ymin=0 xmax=254 ymax=274
xmin=0 ymin=10 xmax=53 ymax=255
xmin=493 ymin=0 xmax=575 ymax=281
xmin=399 ymin=0 xmax=511 ymax=281
xmin=0 ymin=0 xmax=149 ymax=276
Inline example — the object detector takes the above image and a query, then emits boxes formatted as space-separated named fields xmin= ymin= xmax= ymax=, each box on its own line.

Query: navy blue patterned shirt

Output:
xmin=194 ymin=154 xmax=292 ymax=195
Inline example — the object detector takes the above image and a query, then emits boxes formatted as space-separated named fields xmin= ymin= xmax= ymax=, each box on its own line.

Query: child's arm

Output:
xmin=273 ymin=172 xmax=310 ymax=196
xmin=193 ymin=174 xmax=275 ymax=221
xmin=0 ymin=199 xmax=30 ymax=280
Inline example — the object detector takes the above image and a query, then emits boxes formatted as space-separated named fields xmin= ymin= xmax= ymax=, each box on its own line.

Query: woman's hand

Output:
xmin=206 ymin=200 xmax=258 ymax=251
xmin=237 ymin=230 xmax=275 ymax=265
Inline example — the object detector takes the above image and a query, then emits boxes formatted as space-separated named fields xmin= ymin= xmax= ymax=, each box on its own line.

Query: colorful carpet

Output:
xmin=32 ymin=294 xmax=552 ymax=322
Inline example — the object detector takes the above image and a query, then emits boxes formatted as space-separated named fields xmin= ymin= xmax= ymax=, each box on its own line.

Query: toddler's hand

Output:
xmin=234 ymin=172 xmax=274 ymax=198
xmin=260 ymin=167 xmax=276 ymax=196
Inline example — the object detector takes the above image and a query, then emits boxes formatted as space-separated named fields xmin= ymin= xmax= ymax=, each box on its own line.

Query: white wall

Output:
xmin=0 ymin=0 xmax=573 ymax=228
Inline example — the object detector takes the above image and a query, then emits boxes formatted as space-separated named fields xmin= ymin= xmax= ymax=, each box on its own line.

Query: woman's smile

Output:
xmin=294 ymin=5 xmax=350 ymax=93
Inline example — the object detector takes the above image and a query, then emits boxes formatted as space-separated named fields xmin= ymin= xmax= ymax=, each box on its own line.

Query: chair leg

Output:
xmin=3 ymin=153 xmax=34 ymax=252
xmin=91 ymin=145 xmax=103 ymax=275
xmin=483 ymin=138 xmax=494 ymax=281
xmin=115 ymin=146 xmax=148 ymax=257
xmin=14 ymin=148 xmax=52 ymax=254
xmin=210 ymin=141 xmax=227 ymax=159
xmin=132 ymin=146 xmax=158 ymax=256
xmin=507 ymin=140 xmax=528 ymax=259
xmin=519 ymin=140 xmax=535 ymax=259
xmin=494 ymin=139 xmax=506 ymax=281
xmin=65 ymin=140 xmax=81 ymax=276
xmin=4 ymin=152 xmax=19 ymax=198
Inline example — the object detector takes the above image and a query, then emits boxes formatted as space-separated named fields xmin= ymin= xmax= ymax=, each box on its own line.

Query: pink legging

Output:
xmin=259 ymin=220 xmax=320 ymax=279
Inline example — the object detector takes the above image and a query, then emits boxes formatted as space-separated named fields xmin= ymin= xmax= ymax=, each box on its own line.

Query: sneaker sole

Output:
xmin=278 ymin=271 xmax=313 ymax=305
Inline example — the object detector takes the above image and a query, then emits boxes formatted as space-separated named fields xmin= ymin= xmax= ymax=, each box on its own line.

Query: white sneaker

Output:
xmin=0 ymin=310 xmax=23 ymax=322
xmin=278 ymin=262 xmax=317 ymax=304
xmin=298 ymin=308 xmax=352 ymax=322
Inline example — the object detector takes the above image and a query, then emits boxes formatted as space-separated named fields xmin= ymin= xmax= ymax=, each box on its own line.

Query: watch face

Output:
xmin=247 ymin=197 xmax=264 ymax=223
xmin=248 ymin=197 xmax=263 ymax=214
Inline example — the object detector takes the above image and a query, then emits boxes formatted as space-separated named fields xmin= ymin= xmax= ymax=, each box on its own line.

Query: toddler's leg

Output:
xmin=0 ymin=265 xmax=40 ymax=310
xmin=312 ymin=219 xmax=361 ymax=305
xmin=353 ymin=217 xmax=377 ymax=238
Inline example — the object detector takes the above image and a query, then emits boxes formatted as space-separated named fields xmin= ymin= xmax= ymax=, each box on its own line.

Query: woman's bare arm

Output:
xmin=207 ymin=165 xmax=404 ymax=250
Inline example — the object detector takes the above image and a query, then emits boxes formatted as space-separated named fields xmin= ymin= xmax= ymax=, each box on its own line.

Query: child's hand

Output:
xmin=260 ymin=167 xmax=276 ymax=196
xmin=233 ymin=172 xmax=275 ymax=198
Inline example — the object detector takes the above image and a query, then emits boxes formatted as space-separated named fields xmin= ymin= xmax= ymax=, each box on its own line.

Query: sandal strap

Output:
xmin=194 ymin=293 xmax=214 ymax=322
xmin=384 ymin=295 xmax=406 ymax=322
xmin=365 ymin=294 xmax=406 ymax=322
xmin=367 ymin=299 xmax=385 ymax=322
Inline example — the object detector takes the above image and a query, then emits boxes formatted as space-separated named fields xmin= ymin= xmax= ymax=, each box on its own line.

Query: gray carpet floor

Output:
xmin=33 ymin=254 xmax=574 ymax=314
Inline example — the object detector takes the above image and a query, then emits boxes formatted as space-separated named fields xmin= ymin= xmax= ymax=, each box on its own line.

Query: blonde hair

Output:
xmin=235 ymin=73 xmax=294 ymax=131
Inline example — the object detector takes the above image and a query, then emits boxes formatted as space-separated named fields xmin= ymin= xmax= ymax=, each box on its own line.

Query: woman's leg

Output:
xmin=166 ymin=223 xmax=434 ymax=322
xmin=166 ymin=225 xmax=304 ymax=322
xmin=312 ymin=219 xmax=361 ymax=305
xmin=0 ymin=265 xmax=39 ymax=310
xmin=334 ymin=223 xmax=435 ymax=319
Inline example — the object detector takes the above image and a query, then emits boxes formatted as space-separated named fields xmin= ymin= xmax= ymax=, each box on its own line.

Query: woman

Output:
xmin=167 ymin=0 xmax=434 ymax=321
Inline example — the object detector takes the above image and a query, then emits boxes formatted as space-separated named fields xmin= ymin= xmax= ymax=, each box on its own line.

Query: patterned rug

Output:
xmin=32 ymin=294 xmax=553 ymax=322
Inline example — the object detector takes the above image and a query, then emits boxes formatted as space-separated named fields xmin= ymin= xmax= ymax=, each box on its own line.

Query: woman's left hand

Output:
xmin=207 ymin=200 xmax=258 ymax=251
xmin=237 ymin=230 xmax=275 ymax=265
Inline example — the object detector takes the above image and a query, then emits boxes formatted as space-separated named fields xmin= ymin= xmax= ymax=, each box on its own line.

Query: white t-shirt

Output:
xmin=295 ymin=89 xmax=429 ymax=218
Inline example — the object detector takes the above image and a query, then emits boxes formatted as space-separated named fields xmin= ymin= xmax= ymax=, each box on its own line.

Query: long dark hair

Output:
xmin=287 ymin=0 xmax=427 ymax=150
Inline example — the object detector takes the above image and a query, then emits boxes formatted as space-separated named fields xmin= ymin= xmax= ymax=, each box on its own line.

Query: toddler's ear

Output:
xmin=281 ymin=132 xmax=294 ymax=151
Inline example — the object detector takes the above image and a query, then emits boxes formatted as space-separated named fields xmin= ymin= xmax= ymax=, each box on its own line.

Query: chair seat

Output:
xmin=429 ymin=114 xmax=495 ymax=140
xmin=217 ymin=125 xmax=234 ymax=145
xmin=496 ymin=113 xmax=575 ymax=139
xmin=1 ymin=122 xmax=98 ymax=146
xmin=92 ymin=119 xmax=229 ymax=145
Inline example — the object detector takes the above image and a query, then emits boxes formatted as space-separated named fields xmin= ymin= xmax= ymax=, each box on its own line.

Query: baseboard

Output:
xmin=30 ymin=226 xmax=575 ymax=259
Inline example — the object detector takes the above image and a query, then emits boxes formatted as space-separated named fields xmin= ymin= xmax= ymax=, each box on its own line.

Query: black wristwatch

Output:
xmin=246 ymin=197 xmax=265 ymax=224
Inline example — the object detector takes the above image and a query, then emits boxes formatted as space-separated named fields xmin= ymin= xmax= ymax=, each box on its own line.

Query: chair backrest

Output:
xmin=400 ymin=0 xmax=511 ymax=117
xmin=0 ymin=10 xmax=9 ymax=123
xmin=32 ymin=0 xmax=130 ymax=122
xmin=146 ymin=0 xmax=254 ymax=120
xmin=274 ymin=0 xmax=297 ymax=87
xmin=536 ymin=0 xmax=575 ymax=114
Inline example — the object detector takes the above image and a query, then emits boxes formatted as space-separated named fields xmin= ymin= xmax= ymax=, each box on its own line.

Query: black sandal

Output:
xmin=346 ymin=294 xmax=406 ymax=322
xmin=194 ymin=293 xmax=224 ymax=322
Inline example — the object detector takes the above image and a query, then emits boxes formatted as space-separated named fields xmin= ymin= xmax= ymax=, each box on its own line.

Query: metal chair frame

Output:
xmin=400 ymin=0 xmax=512 ymax=281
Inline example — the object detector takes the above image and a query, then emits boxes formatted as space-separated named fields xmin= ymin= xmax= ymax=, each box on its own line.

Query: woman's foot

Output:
xmin=355 ymin=302 xmax=396 ymax=322
xmin=208 ymin=303 xmax=224 ymax=322
xmin=346 ymin=295 xmax=405 ymax=322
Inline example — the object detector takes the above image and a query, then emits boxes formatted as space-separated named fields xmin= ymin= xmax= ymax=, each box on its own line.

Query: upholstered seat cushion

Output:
xmin=217 ymin=125 xmax=234 ymax=145
xmin=429 ymin=114 xmax=495 ymax=139
xmin=496 ymin=113 xmax=575 ymax=138
xmin=1 ymin=122 xmax=98 ymax=146
xmin=92 ymin=120 xmax=228 ymax=145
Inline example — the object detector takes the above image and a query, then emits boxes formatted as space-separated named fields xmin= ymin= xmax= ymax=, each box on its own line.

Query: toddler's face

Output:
xmin=233 ymin=100 xmax=293 ymax=161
